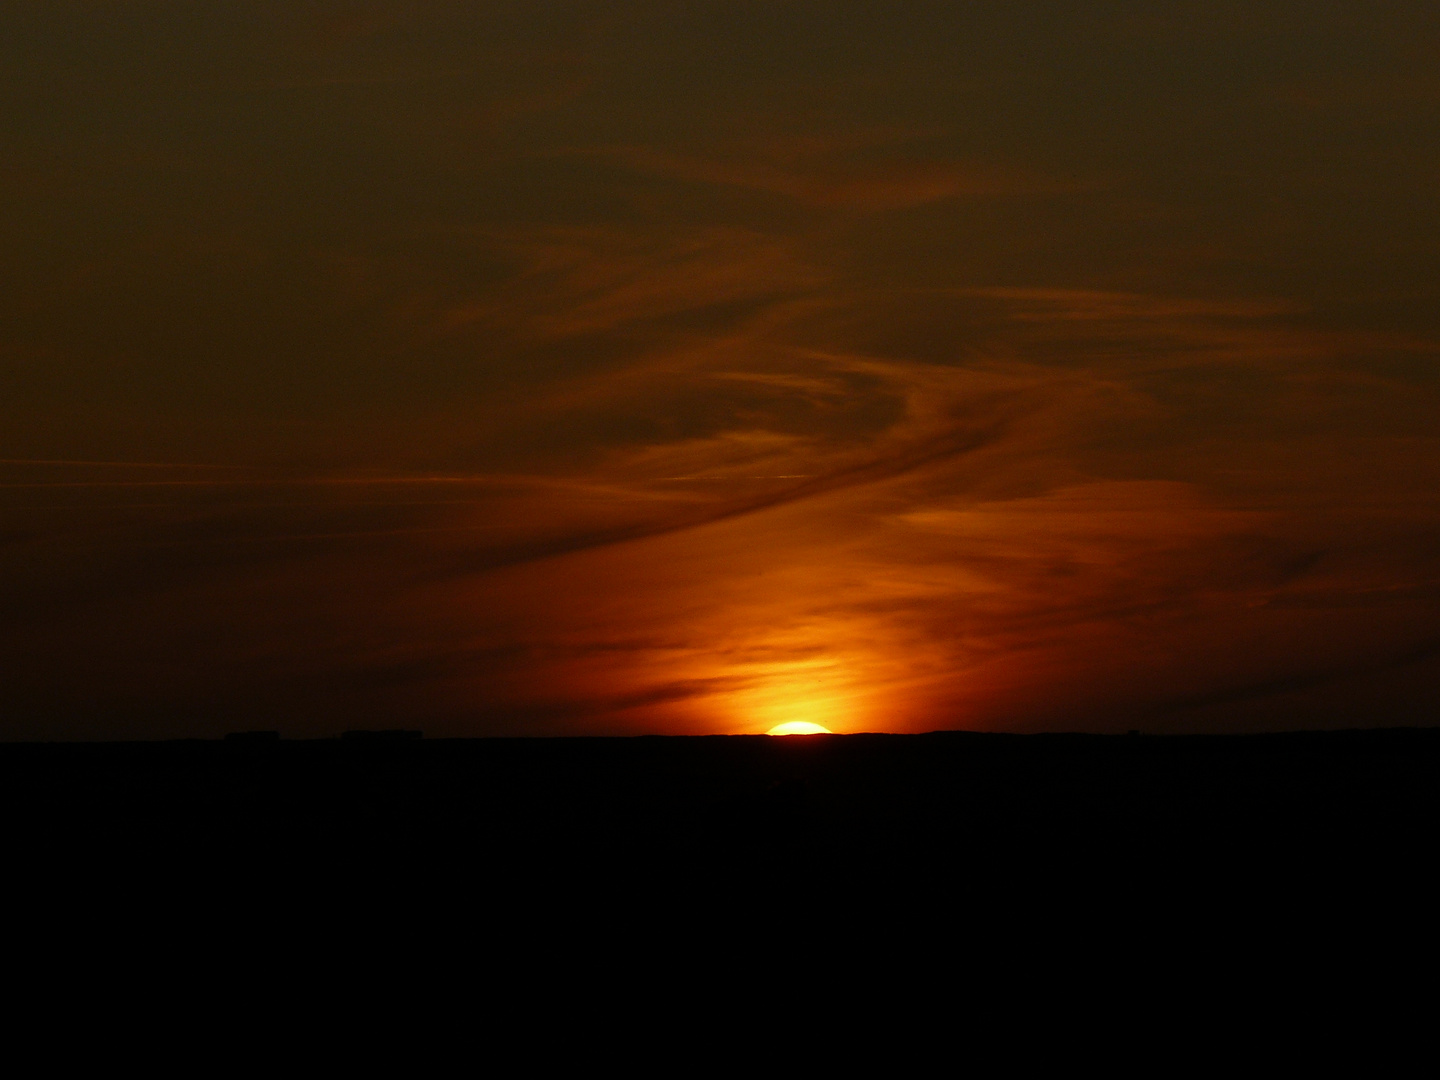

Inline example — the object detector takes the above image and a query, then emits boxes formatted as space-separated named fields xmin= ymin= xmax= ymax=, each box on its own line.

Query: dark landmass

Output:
xmin=6 ymin=729 xmax=1438 ymax=923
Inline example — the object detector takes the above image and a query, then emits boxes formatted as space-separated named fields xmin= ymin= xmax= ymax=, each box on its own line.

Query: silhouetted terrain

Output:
xmin=6 ymin=730 xmax=1437 ymax=925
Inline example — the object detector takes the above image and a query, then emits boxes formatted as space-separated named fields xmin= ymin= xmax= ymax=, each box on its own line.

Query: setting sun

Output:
xmin=767 ymin=722 xmax=833 ymax=736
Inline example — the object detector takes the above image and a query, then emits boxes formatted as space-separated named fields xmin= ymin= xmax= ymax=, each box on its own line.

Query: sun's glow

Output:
xmin=766 ymin=721 xmax=833 ymax=736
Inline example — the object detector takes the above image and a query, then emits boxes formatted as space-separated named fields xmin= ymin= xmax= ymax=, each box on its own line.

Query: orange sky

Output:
xmin=2 ymin=3 xmax=1439 ymax=737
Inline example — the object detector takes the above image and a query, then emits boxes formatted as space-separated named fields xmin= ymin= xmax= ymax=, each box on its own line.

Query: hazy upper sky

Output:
xmin=4 ymin=2 xmax=1439 ymax=737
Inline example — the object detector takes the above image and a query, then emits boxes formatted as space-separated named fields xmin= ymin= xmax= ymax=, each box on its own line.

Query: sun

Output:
xmin=766 ymin=721 xmax=832 ymax=736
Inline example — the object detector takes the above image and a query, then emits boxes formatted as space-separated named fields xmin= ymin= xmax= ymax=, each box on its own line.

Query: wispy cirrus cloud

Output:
xmin=438 ymin=225 xmax=828 ymax=341
xmin=586 ymin=144 xmax=1079 ymax=210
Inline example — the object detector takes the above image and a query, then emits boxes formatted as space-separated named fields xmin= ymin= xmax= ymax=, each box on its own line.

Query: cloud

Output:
xmin=960 ymin=288 xmax=1306 ymax=322
xmin=5 ymin=272 xmax=1440 ymax=736
xmin=439 ymin=226 xmax=827 ymax=341
xmin=579 ymin=141 xmax=1081 ymax=210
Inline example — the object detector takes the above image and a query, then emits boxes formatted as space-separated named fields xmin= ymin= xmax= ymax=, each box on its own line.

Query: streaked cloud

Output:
xmin=584 ymin=142 xmax=1080 ymax=210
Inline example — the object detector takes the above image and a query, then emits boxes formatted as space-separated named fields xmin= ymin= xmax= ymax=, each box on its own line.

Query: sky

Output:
xmin=3 ymin=1 xmax=1439 ymax=738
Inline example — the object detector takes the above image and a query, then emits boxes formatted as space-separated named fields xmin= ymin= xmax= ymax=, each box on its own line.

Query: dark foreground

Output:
xmin=11 ymin=730 xmax=1440 ymax=1011
xmin=6 ymin=729 xmax=1438 ymax=915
